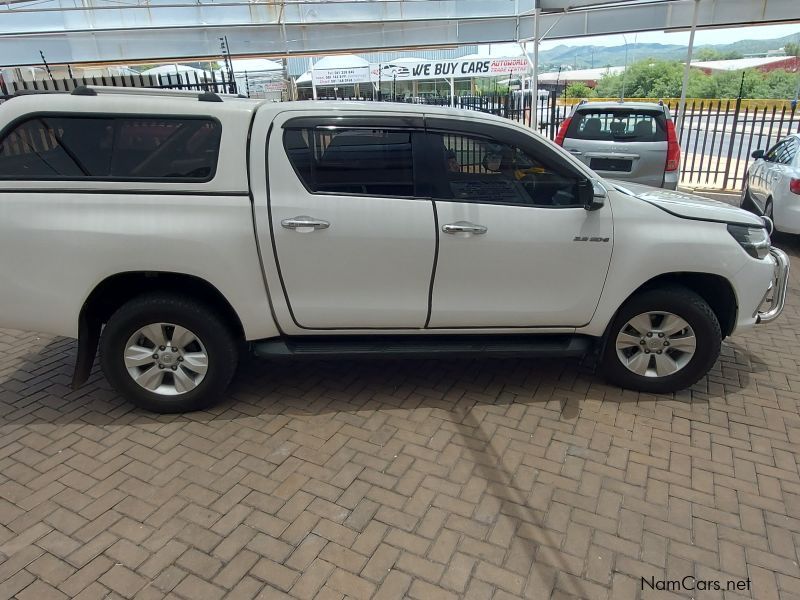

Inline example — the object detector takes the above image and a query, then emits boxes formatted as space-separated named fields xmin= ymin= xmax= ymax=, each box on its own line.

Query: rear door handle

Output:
xmin=568 ymin=149 xmax=583 ymax=155
xmin=442 ymin=221 xmax=487 ymax=235
xmin=281 ymin=216 xmax=330 ymax=231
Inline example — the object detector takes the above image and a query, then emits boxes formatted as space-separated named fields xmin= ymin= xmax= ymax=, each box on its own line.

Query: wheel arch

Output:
xmin=623 ymin=272 xmax=737 ymax=338
xmin=73 ymin=271 xmax=245 ymax=389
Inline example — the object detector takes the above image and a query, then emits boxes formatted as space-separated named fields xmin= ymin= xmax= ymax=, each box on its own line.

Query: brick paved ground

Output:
xmin=2 ymin=240 xmax=800 ymax=600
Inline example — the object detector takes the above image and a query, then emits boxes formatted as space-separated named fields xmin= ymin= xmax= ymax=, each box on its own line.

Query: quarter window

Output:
xmin=0 ymin=116 xmax=221 ymax=181
xmin=283 ymin=127 xmax=415 ymax=196
xmin=428 ymin=132 xmax=583 ymax=207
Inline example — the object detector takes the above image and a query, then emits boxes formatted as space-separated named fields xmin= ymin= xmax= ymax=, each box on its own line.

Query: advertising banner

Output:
xmin=311 ymin=57 xmax=530 ymax=86
xmin=312 ymin=66 xmax=371 ymax=86
xmin=372 ymin=57 xmax=530 ymax=82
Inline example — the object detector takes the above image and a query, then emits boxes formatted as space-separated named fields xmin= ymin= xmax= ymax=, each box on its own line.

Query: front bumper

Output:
xmin=756 ymin=247 xmax=790 ymax=324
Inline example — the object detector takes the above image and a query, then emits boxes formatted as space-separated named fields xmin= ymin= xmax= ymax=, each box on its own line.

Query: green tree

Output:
xmin=694 ymin=48 xmax=743 ymax=61
xmin=784 ymin=42 xmax=800 ymax=57
xmin=595 ymin=59 xmax=684 ymax=98
xmin=564 ymin=82 xmax=596 ymax=98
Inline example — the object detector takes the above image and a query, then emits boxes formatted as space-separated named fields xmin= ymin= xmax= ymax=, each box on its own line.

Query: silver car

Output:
xmin=555 ymin=101 xmax=681 ymax=189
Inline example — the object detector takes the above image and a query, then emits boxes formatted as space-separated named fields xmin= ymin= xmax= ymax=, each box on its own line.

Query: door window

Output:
xmin=427 ymin=132 xmax=583 ymax=207
xmin=764 ymin=140 xmax=787 ymax=163
xmin=284 ymin=127 xmax=415 ymax=197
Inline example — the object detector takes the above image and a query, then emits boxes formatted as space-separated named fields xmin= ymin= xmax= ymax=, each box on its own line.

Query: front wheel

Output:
xmin=100 ymin=294 xmax=238 ymax=413
xmin=765 ymin=198 xmax=778 ymax=233
xmin=601 ymin=287 xmax=721 ymax=394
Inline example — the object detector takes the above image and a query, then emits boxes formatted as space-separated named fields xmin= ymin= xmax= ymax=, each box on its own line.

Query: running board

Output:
xmin=252 ymin=334 xmax=593 ymax=359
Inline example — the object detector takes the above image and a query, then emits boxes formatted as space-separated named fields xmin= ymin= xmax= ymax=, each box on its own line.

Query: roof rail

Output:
xmin=2 ymin=89 xmax=63 ymax=99
xmin=71 ymin=86 xmax=224 ymax=103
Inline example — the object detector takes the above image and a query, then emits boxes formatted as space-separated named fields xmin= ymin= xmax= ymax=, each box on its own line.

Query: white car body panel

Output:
xmin=0 ymin=191 xmax=278 ymax=339
xmin=430 ymin=200 xmax=612 ymax=327
xmin=613 ymin=181 xmax=763 ymax=227
xmin=581 ymin=188 xmax=776 ymax=337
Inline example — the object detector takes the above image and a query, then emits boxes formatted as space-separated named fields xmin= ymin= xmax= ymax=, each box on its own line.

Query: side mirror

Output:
xmin=580 ymin=179 xmax=606 ymax=211
xmin=752 ymin=149 xmax=764 ymax=160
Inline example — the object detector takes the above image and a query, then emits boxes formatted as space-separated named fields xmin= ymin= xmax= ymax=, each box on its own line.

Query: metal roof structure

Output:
xmin=690 ymin=55 xmax=799 ymax=72
xmin=1 ymin=0 xmax=798 ymax=67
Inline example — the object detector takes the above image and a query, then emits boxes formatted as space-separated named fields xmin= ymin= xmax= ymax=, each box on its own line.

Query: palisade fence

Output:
xmin=2 ymin=71 xmax=798 ymax=191
xmin=0 ymin=70 xmax=238 ymax=97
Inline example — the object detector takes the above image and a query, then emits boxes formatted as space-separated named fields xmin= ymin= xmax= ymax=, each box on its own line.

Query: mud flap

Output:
xmin=72 ymin=312 xmax=101 ymax=389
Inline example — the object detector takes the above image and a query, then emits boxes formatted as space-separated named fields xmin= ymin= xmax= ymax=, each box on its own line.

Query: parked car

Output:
xmin=555 ymin=101 xmax=681 ymax=189
xmin=742 ymin=134 xmax=800 ymax=233
xmin=0 ymin=87 xmax=787 ymax=412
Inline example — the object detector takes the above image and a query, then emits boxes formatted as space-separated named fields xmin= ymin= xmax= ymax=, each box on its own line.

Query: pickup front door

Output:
xmin=424 ymin=118 xmax=613 ymax=328
xmin=266 ymin=114 xmax=435 ymax=329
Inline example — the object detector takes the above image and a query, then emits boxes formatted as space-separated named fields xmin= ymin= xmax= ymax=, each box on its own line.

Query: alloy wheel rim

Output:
xmin=124 ymin=323 xmax=208 ymax=395
xmin=615 ymin=311 xmax=696 ymax=378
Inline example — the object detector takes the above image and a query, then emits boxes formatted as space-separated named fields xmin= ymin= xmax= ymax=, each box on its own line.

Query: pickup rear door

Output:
xmin=254 ymin=111 xmax=436 ymax=330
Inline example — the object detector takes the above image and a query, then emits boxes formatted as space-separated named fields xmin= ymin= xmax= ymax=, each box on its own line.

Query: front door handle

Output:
xmin=442 ymin=221 xmax=487 ymax=235
xmin=281 ymin=216 xmax=330 ymax=231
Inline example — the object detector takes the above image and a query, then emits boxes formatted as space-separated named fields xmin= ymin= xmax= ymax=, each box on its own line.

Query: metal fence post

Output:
xmin=722 ymin=73 xmax=746 ymax=190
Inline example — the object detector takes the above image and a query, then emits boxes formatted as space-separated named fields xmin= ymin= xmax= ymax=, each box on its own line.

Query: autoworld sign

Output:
xmin=311 ymin=57 xmax=529 ymax=86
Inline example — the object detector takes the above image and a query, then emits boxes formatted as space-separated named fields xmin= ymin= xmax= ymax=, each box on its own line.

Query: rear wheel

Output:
xmin=601 ymin=287 xmax=721 ymax=393
xmin=100 ymin=294 xmax=238 ymax=413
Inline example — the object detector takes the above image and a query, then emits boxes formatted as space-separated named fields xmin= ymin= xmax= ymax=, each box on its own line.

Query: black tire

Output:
xmin=100 ymin=294 xmax=238 ymax=413
xmin=741 ymin=185 xmax=757 ymax=213
xmin=765 ymin=198 xmax=778 ymax=233
xmin=601 ymin=286 xmax=721 ymax=394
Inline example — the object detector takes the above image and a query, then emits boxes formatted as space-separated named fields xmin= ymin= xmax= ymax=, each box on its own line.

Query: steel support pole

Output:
xmin=532 ymin=8 xmax=540 ymax=129
xmin=677 ymin=0 xmax=700 ymax=137
xmin=309 ymin=56 xmax=317 ymax=100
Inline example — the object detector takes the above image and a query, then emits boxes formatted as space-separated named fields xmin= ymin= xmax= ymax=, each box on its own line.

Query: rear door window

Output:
xmin=566 ymin=109 xmax=667 ymax=143
xmin=0 ymin=115 xmax=221 ymax=181
xmin=283 ymin=127 xmax=416 ymax=197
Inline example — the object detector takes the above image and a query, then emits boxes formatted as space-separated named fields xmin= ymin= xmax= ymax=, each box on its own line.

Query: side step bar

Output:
xmin=252 ymin=334 xmax=593 ymax=360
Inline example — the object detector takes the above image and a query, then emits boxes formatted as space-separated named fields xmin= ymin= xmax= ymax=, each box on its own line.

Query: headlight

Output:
xmin=727 ymin=224 xmax=770 ymax=259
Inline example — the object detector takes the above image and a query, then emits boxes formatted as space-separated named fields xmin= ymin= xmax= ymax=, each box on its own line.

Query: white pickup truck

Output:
xmin=0 ymin=87 xmax=788 ymax=412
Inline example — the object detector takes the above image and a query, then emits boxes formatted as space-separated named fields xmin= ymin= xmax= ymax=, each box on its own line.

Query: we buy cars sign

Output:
xmin=372 ymin=57 xmax=529 ymax=81
xmin=311 ymin=57 xmax=529 ymax=86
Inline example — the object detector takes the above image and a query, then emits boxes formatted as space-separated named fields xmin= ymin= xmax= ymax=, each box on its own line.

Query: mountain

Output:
xmin=538 ymin=33 xmax=800 ymax=70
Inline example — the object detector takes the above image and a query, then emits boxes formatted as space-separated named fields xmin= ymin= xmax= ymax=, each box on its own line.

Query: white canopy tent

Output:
xmin=140 ymin=64 xmax=211 ymax=77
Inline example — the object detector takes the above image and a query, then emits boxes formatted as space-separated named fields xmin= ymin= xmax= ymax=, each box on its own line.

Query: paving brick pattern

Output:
xmin=2 ymin=238 xmax=800 ymax=600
